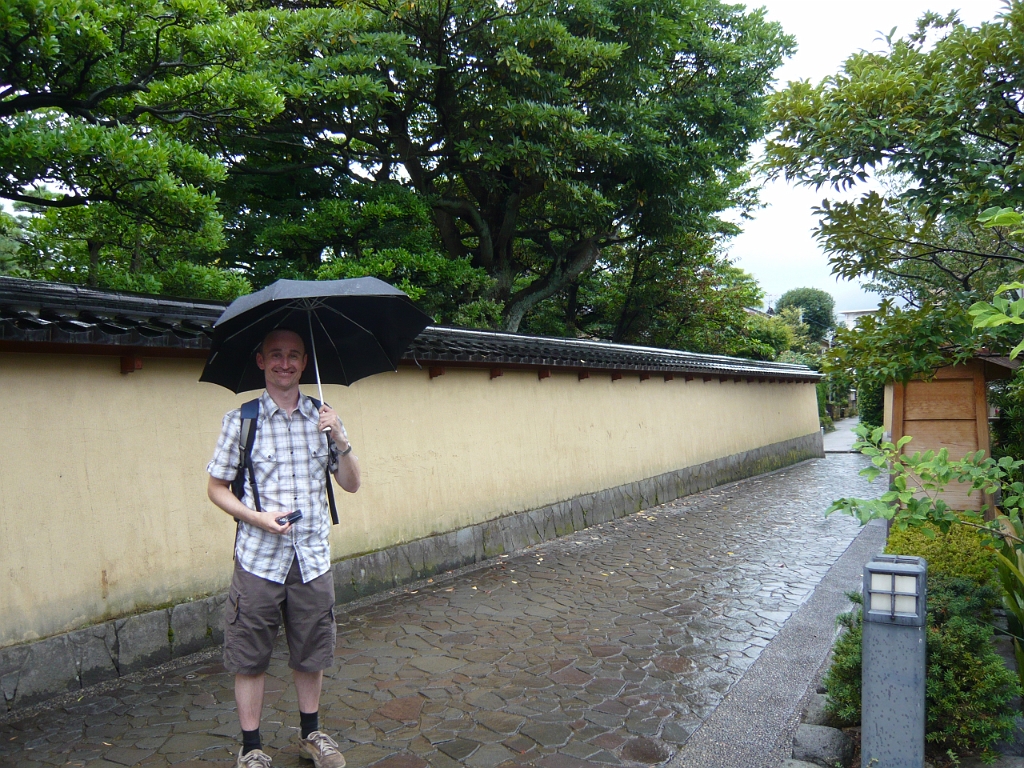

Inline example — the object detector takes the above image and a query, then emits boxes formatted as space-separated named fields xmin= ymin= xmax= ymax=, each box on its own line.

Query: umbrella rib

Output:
xmin=317 ymin=303 xmax=400 ymax=369
xmin=215 ymin=303 xmax=292 ymax=346
xmin=311 ymin=310 xmax=350 ymax=385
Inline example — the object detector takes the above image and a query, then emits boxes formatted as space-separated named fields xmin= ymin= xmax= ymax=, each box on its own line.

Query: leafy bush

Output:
xmin=821 ymin=598 xmax=863 ymax=725
xmin=925 ymin=616 xmax=1020 ymax=759
xmin=776 ymin=350 xmax=818 ymax=367
xmin=924 ymin=577 xmax=1001 ymax=624
xmin=155 ymin=262 xmax=252 ymax=302
xmin=858 ymin=379 xmax=885 ymax=428
xmin=744 ymin=313 xmax=795 ymax=359
xmin=824 ymin=576 xmax=1019 ymax=763
xmin=886 ymin=523 xmax=999 ymax=589
xmin=990 ymin=368 xmax=1024 ymax=483
xmin=90 ymin=261 xmax=251 ymax=302
xmin=315 ymin=248 xmax=500 ymax=328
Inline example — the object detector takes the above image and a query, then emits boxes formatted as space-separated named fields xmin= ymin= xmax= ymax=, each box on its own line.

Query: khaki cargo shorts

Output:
xmin=223 ymin=558 xmax=336 ymax=675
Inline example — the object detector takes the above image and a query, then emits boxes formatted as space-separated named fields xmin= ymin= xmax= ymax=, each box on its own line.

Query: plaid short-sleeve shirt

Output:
xmin=208 ymin=391 xmax=342 ymax=584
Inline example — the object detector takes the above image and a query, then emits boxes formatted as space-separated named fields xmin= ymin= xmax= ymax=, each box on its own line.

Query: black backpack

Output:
xmin=231 ymin=397 xmax=339 ymax=525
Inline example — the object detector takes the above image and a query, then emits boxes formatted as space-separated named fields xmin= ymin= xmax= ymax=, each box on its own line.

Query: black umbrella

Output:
xmin=200 ymin=277 xmax=433 ymax=397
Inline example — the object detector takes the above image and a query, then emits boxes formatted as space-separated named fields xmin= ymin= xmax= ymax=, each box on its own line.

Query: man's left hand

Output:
xmin=317 ymin=404 xmax=349 ymax=447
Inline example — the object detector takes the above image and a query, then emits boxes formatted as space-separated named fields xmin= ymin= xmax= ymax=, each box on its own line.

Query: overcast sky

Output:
xmin=728 ymin=0 xmax=1008 ymax=313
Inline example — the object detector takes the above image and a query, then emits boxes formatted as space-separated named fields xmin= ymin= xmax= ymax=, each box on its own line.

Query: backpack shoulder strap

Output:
xmin=239 ymin=398 xmax=259 ymax=455
xmin=307 ymin=396 xmax=339 ymax=526
xmin=233 ymin=398 xmax=262 ymax=512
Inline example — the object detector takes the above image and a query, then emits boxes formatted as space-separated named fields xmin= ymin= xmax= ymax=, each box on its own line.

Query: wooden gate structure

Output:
xmin=884 ymin=357 xmax=1017 ymax=512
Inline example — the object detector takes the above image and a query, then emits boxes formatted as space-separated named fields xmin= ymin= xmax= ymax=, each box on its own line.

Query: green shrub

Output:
xmin=823 ymin=576 xmax=1019 ymax=763
xmin=858 ymin=379 xmax=885 ymax=428
xmin=886 ymin=523 xmax=998 ymax=589
xmin=925 ymin=616 xmax=1020 ymax=759
xmin=925 ymin=576 xmax=1001 ymax=624
xmin=990 ymin=368 xmax=1024 ymax=481
xmin=822 ymin=602 xmax=862 ymax=725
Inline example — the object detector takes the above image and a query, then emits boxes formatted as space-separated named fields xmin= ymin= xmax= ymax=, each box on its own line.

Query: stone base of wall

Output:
xmin=0 ymin=430 xmax=823 ymax=712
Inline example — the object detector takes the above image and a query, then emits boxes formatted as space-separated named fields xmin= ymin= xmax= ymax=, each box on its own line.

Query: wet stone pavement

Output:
xmin=1 ymin=454 xmax=876 ymax=768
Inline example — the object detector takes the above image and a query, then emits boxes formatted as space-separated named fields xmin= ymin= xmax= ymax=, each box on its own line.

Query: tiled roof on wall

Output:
xmin=404 ymin=326 xmax=819 ymax=380
xmin=0 ymin=276 xmax=820 ymax=381
xmin=0 ymin=277 xmax=222 ymax=350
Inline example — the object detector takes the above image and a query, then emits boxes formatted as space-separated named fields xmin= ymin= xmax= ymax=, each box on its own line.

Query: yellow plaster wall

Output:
xmin=0 ymin=351 xmax=820 ymax=648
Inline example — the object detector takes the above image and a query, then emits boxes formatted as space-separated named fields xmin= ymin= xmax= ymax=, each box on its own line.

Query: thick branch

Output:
xmin=502 ymin=236 xmax=603 ymax=331
xmin=1 ymin=191 xmax=91 ymax=208
xmin=433 ymin=198 xmax=493 ymax=269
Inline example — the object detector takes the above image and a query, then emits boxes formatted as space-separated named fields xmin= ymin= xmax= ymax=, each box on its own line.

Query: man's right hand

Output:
xmin=208 ymin=476 xmax=292 ymax=534
xmin=252 ymin=510 xmax=292 ymax=535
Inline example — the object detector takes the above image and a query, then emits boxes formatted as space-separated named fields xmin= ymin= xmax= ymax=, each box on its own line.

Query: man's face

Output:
xmin=256 ymin=330 xmax=307 ymax=390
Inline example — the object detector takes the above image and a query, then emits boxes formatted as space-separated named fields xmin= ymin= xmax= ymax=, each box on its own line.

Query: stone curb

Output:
xmin=0 ymin=430 xmax=823 ymax=712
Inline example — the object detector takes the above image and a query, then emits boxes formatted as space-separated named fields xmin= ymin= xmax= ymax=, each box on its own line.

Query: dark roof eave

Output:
xmin=0 ymin=276 xmax=823 ymax=381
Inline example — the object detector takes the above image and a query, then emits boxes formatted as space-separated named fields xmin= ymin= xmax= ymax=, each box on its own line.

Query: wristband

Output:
xmin=339 ymin=445 xmax=353 ymax=457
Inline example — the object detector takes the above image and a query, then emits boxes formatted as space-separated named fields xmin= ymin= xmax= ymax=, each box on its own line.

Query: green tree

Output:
xmin=771 ymin=307 xmax=813 ymax=353
xmin=6 ymin=202 xmax=250 ymax=300
xmin=813 ymin=192 xmax=1024 ymax=304
xmin=766 ymin=5 xmax=1024 ymax=216
xmin=774 ymin=287 xmax=835 ymax=342
xmin=762 ymin=4 xmax=1024 ymax=310
xmin=1 ymin=0 xmax=282 ymax=229
xmin=307 ymin=184 xmax=501 ymax=326
xmin=217 ymin=0 xmax=794 ymax=331
xmin=0 ymin=0 xmax=288 ymax=295
xmin=0 ymin=210 xmax=25 ymax=276
xmin=742 ymin=311 xmax=795 ymax=360
xmin=521 ymin=234 xmax=768 ymax=355
xmin=858 ymin=379 xmax=885 ymax=428
xmin=764 ymin=4 xmax=1024 ymax=382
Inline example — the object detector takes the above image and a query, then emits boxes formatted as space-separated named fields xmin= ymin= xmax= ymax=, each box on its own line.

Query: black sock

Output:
xmin=300 ymin=710 xmax=319 ymax=739
xmin=241 ymin=728 xmax=261 ymax=755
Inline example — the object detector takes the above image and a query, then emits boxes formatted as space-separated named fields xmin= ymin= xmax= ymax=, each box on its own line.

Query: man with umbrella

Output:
xmin=206 ymin=327 xmax=360 ymax=768
xmin=202 ymin=278 xmax=431 ymax=768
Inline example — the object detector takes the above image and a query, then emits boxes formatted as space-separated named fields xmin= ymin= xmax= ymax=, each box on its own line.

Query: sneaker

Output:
xmin=236 ymin=748 xmax=272 ymax=768
xmin=297 ymin=730 xmax=346 ymax=768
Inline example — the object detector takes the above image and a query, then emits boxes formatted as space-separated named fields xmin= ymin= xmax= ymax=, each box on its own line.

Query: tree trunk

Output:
xmin=565 ymin=281 xmax=579 ymax=334
xmin=612 ymin=252 xmax=646 ymax=342
xmin=131 ymin=227 xmax=144 ymax=274
xmin=87 ymin=239 xmax=101 ymax=288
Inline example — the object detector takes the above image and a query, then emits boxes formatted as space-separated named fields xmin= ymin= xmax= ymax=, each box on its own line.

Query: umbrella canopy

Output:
xmin=200 ymin=277 xmax=433 ymax=394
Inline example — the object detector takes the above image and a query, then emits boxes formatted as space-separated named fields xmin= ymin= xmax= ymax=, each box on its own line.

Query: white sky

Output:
xmin=728 ymin=0 xmax=1008 ymax=312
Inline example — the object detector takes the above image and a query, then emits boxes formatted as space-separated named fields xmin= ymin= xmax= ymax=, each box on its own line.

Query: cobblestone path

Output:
xmin=1 ymin=455 xmax=876 ymax=768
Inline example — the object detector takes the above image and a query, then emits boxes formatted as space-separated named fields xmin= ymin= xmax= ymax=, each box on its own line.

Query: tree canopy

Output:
xmin=766 ymin=4 xmax=1024 ymax=216
xmin=521 ymin=239 xmax=769 ymax=354
xmin=1 ymin=0 xmax=794 ymax=353
xmin=774 ymin=287 xmax=835 ymax=342
xmin=1 ymin=0 xmax=282 ymax=229
xmin=0 ymin=0 xmax=288 ymax=294
xmin=764 ymin=2 xmax=1024 ymax=380
xmin=205 ymin=0 xmax=790 ymax=331
xmin=213 ymin=0 xmax=793 ymax=329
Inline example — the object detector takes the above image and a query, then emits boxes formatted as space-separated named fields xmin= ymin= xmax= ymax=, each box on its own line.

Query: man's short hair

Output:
xmin=260 ymin=328 xmax=306 ymax=356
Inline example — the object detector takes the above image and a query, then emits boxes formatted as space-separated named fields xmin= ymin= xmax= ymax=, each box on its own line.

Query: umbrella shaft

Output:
xmin=308 ymin=314 xmax=330 ymax=432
